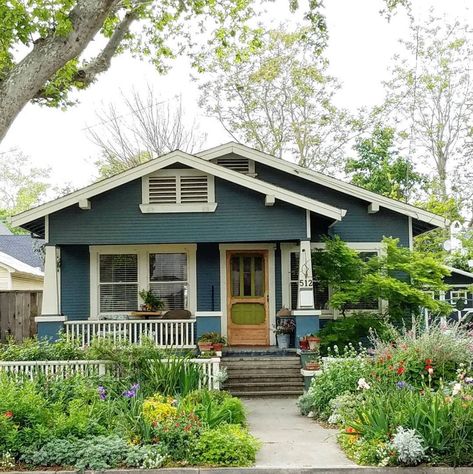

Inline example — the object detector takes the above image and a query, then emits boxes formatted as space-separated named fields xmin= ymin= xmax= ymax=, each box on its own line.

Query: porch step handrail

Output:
xmin=64 ymin=319 xmax=196 ymax=348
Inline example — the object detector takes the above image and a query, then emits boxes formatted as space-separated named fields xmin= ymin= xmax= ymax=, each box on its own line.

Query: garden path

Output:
xmin=244 ymin=397 xmax=358 ymax=469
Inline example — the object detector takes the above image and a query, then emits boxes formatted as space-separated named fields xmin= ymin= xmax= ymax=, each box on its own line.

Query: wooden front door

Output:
xmin=227 ymin=251 xmax=269 ymax=346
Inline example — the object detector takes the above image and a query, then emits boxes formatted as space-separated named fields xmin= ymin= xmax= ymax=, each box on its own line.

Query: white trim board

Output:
xmin=197 ymin=142 xmax=447 ymax=228
xmin=219 ymin=243 xmax=277 ymax=345
xmin=11 ymin=150 xmax=346 ymax=227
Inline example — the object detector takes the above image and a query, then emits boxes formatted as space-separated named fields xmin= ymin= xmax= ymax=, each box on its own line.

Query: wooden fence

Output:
xmin=0 ymin=291 xmax=42 ymax=342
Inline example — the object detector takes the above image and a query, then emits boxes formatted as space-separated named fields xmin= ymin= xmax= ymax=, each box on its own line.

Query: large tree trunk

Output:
xmin=0 ymin=0 xmax=119 ymax=142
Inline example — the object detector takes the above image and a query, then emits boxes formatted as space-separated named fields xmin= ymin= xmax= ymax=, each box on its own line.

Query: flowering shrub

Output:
xmin=142 ymin=394 xmax=177 ymax=423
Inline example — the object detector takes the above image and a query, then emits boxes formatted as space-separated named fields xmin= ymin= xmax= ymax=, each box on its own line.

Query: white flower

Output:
xmin=452 ymin=383 xmax=462 ymax=396
xmin=307 ymin=411 xmax=314 ymax=418
xmin=357 ymin=377 xmax=371 ymax=390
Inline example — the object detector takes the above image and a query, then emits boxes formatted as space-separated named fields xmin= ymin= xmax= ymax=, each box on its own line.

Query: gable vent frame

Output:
xmin=141 ymin=168 xmax=217 ymax=213
xmin=214 ymin=157 xmax=256 ymax=176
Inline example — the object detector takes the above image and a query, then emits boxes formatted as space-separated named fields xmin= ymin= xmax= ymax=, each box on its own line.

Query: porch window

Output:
xmin=99 ymin=254 xmax=138 ymax=312
xmin=149 ymin=253 xmax=188 ymax=310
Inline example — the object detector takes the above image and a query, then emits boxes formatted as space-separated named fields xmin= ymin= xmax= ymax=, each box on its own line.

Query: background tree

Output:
xmin=0 ymin=0 xmax=327 ymax=143
xmin=89 ymin=89 xmax=206 ymax=178
xmin=382 ymin=15 xmax=473 ymax=206
xmin=199 ymin=26 xmax=362 ymax=173
xmin=0 ymin=150 xmax=50 ymax=232
xmin=345 ymin=125 xmax=426 ymax=202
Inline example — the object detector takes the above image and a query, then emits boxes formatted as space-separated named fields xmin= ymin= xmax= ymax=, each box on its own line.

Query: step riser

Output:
xmin=226 ymin=375 xmax=303 ymax=382
xmin=224 ymin=385 xmax=304 ymax=392
xmin=229 ymin=391 xmax=303 ymax=397
xmin=223 ymin=363 xmax=301 ymax=369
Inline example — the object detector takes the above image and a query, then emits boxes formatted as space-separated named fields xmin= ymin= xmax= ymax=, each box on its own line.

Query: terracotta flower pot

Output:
xmin=307 ymin=336 xmax=321 ymax=351
xmin=198 ymin=342 xmax=213 ymax=352
xmin=213 ymin=343 xmax=224 ymax=352
xmin=305 ymin=361 xmax=320 ymax=371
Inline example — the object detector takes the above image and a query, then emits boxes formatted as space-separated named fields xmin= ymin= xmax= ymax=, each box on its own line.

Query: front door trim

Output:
xmin=219 ymin=243 xmax=276 ymax=346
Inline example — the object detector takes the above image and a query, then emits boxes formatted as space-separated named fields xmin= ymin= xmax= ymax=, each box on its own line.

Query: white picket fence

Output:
xmin=64 ymin=319 xmax=196 ymax=348
xmin=0 ymin=357 xmax=221 ymax=390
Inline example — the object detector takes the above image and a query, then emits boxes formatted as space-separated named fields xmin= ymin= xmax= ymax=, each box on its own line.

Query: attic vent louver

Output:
xmin=215 ymin=157 xmax=254 ymax=175
xmin=148 ymin=172 xmax=209 ymax=204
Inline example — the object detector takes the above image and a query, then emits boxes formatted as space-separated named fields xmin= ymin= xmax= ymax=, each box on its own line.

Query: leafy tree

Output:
xmin=199 ymin=26 xmax=362 ymax=173
xmin=314 ymin=236 xmax=451 ymax=321
xmin=0 ymin=0 xmax=326 ymax=143
xmin=345 ymin=125 xmax=426 ymax=202
xmin=89 ymin=89 xmax=206 ymax=178
xmin=382 ymin=15 xmax=473 ymax=204
xmin=0 ymin=150 xmax=50 ymax=233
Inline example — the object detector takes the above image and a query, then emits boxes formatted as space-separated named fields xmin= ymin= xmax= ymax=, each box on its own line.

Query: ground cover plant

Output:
xmin=298 ymin=322 xmax=473 ymax=467
xmin=0 ymin=338 xmax=259 ymax=469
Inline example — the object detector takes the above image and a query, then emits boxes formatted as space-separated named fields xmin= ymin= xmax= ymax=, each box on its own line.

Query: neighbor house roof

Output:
xmin=446 ymin=266 xmax=473 ymax=281
xmin=197 ymin=142 xmax=447 ymax=231
xmin=10 ymin=150 xmax=347 ymax=233
xmin=0 ymin=251 xmax=44 ymax=279
xmin=0 ymin=222 xmax=13 ymax=235
xmin=0 ymin=235 xmax=44 ymax=270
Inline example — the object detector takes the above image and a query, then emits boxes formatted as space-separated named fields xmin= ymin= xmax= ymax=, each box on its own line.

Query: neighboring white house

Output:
xmin=0 ymin=225 xmax=44 ymax=291
xmin=0 ymin=251 xmax=44 ymax=290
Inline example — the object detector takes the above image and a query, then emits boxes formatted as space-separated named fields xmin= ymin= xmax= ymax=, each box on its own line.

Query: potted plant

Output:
xmin=299 ymin=336 xmax=309 ymax=350
xmin=211 ymin=334 xmax=227 ymax=352
xmin=305 ymin=355 xmax=321 ymax=371
xmin=139 ymin=289 xmax=165 ymax=312
xmin=197 ymin=333 xmax=214 ymax=352
xmin=273 ymin=318 xmax=296 ymax=349
xmin=306 ymin=332 xmax=321 ymax=351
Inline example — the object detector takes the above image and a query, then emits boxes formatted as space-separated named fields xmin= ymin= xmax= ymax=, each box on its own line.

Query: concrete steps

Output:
xmin=222 ymin=355 xmax=303 ymax=397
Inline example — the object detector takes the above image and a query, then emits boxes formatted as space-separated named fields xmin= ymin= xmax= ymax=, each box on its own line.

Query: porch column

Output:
xmin=295 ymin=241 xmax=318 ymax=340
xmin=36 ymin=245 xmax=66 ymax=340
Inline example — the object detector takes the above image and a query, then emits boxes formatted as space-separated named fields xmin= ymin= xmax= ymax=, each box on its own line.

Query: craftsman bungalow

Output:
xmin=10 ymin=143 xmax=447 ymax=347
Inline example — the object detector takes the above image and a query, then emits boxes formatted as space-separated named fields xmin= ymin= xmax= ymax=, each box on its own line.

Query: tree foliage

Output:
xmin=346 ymin=125 xmax=426 ymax=202
xmin=314 ymin=236 xmax=452 ymax=321
xmin=199 ymin=25 xmax=362 ymax=173
xmin=89 ymin=89 xmax=206 ymax=178
xmin=0 ymin=0 xmax=327 ymax=142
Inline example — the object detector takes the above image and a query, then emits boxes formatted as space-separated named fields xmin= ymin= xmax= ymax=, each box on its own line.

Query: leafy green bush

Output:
xmin=297 ymin=357 xmax=369 ymax=420
xmin=319 ymin=315 xmax=392 ymax=355
xmin=192 ymin=424 xmax=260 ymax=466
xmin=181 ymin=390 xmax=246 ymax=427
xmin=21 ymin=435 xmax=147 ymax=470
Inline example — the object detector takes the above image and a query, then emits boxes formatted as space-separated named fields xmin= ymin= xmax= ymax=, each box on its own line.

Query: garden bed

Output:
xmin=298 ymin=322 xmax=473 ymax=468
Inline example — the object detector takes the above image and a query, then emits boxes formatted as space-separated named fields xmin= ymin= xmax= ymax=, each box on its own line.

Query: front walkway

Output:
xmin=244 ymin=397 xmax=357 ymax=469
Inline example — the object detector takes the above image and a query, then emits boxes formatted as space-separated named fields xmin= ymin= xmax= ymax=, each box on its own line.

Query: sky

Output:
xmin=0 ymin=0 xmax=471 ymax=191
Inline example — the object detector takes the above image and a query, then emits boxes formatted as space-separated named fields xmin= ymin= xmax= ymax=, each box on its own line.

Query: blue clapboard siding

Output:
xmin=49 ymin=177 xmax=307 ymax=245
xmin=197 ymin=243 xmax=220 ymax=311
xmin=60 ymin=245 xmax=90 ymax=320
xmin=275 ymin=245 xmax=282 ymax=311
xmin=255 ymin=161 xmax=410 ymax=246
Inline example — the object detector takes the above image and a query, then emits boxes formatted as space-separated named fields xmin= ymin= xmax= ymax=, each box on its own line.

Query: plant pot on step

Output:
xmin=307 ymin=336 xmax=321 ymax=351
xmin=305 ymin=361 xmax=321 ymax=371
xmin=277 ymin=333 xmax=290 ymax=349
xmin=198 ymin=342 xmax=213 ymax=352
xmin=213 ymin=343 xmax=224 ymax=352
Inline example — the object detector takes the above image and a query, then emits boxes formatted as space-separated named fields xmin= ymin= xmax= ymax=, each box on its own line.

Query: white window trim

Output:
xmin=89 ymin=244 xmax=197 ymax=319
xmin=140 ymin=168 xmax=216 ymax=213
xmin=219 ymin=243 xmax=276 ymax=345
xmin=281 ymin=241 xmax=385 ymax=317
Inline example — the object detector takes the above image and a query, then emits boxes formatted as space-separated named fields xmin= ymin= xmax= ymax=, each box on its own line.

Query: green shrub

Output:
xmin=192 ymin=424 xmax=260 ymax=466
xmin=21 ymin=435 xmax=137 ymax=470
xmin=181 ymin=390 xmax=246 ymax=428
xmin=297 ymin=357 xmax=369 ymax=420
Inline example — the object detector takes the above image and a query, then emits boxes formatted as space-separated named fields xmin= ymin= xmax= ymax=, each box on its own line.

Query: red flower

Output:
xmin=4 ymin=411 xmax=13 ymax=418
xmin=425 ymin=359 xmax=433 ymax=365
xmin=397 ymin=366 xmax=405 ymax=375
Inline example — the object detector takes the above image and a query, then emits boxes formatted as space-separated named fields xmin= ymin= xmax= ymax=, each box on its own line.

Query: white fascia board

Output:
xmin=197 ymin=142 xmax=447 ymax=228
xmin=11 ymin=150 xmax=346 ymax=226
xmin=445 ymin=266 xmax=473 ymax=279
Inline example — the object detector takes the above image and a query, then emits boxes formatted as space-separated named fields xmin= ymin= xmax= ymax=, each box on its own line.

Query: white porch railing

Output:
xmin=64 ymin=319 xmax=196 ymax=348
xmin=0 ymin=357 xmax=221 ymax=390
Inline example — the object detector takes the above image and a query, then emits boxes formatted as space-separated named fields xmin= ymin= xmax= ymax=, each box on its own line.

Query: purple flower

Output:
xmin=396 ymin=381 xmax=407 ymax=389
xmin=97 ymin=386 xmax=107 ymax=400
xmin=122 ymin=383 xmax=140 ymax=398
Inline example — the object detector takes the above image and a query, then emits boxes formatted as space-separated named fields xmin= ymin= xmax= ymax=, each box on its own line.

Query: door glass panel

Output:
xmin=254 ymin=256 xmax=264 ymax=296
xmin=230 ymin=256 xmax=240 ymax=297
xmin=243 ymin=256 xmax=252 ymax=296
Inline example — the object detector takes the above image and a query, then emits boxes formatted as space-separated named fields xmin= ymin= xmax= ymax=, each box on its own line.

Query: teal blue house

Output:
xmin=11 ymin=143 xmax=446 ymax=347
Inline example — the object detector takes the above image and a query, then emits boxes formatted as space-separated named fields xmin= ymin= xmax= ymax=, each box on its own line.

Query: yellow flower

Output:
xmin=142 ymin=393 xmax=177 ymax=423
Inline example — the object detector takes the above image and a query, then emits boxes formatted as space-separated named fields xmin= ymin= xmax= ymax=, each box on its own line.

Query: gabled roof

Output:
xmin=0 ymin=235 xmax=44 ymax=269
xmin=0 ymin=251 xmax=44 ymax=278
xmin=446 ymin=266 xmax=473 ymax=281
xmin=197 ymin=142 xmax=447 ymax=229
xmin=10 ymin=150 xmax=346 ymax=230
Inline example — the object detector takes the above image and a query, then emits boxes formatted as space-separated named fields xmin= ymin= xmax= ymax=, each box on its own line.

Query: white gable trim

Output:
xmin=11 ymin=150 xmax=346 ymax=227
xmin=445 ymin=266 xmax=473 ymax=279
xmin=197 ymin=142 xmax=447 ymax=228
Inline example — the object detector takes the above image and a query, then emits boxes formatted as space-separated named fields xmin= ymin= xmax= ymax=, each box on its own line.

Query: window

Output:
xmin=99 ymin=254 xmax=138 ymax=312
xmin=149 ymin=253 xmax=188 ymax=310
xmin=344 ymin=251 xmax=379 ymax=310
xmin=141 ymin=169 xmax=216 ymax=213
xmin=91 ymin=245 xmax=196 ymax=318
xmin=450 ymin=289 xmax=468 ymax=304
xmin=214 ymin=157 xmax=255 ymax=175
